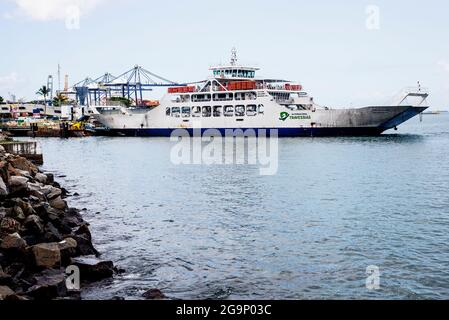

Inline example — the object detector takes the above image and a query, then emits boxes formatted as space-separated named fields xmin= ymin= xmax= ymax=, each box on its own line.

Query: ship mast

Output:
xmin=230 ymin=47 xmax=238 ymax=66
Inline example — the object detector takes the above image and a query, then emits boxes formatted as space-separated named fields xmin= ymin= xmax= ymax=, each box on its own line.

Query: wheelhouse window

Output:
xmin=258 ymin=104 xmax=265 ymax=115
xmin=213 ymin=106 xmax=222 ymax=117
xmin=246 ymin=105 xmax=257 ymax=116
xmin=182 ymin=107 xmax=191 ymax=118
xmin=172 ymin=107 xmax=181 ymax=118
xmin=224 ymin=105 xmax=234 ymax=117
xmin=166 ymin=107 xmax=171 ymax=116
xmin=192 ymin=106 xmax=201 ymax=117
xmin=202 ymin=106 xmax=211 ymax=117
xmin=235 ymin=105 xmax=245 ymax=117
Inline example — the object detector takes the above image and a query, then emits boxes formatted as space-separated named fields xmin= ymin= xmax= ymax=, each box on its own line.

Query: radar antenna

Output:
xmin=230 ymin=47 xmax=238 ymax=66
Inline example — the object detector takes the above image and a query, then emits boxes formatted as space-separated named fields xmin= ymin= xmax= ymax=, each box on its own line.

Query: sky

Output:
xmin=0 ymin=0 xmax=448 ymax=109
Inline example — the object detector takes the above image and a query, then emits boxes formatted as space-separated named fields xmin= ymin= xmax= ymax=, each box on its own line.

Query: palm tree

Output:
xmin=53 ymin=93 xmax=69 ymax=107
xmin=36 ymin=85 xmax=51 ymax=115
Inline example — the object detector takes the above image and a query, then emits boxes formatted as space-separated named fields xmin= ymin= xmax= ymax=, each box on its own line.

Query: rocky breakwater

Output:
xmin=0 ymin=145 xmax=116 ymax=300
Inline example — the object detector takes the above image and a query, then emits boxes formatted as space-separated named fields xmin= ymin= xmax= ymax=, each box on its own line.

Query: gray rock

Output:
xmin=71 ymin=256 xmax=114 ymax=281
xmin=8 ymin=176 xmax=29 ymax=194
xmin=49 ymin=196 xmax=66 ymax=210
xmin=45 ymin=173 xmax=54 ymax=184
xmin=44 ymin=222 xmax=63 ymax=242
xmin=24 ymin=214 xmax=44 ymax=234
xmin=34 ymin=173 xmax=48 ymax=184
xmin=47 ymin=188 xmax=62 ymax=200
xmin=26 ymin=269 xmax=67 ymax=300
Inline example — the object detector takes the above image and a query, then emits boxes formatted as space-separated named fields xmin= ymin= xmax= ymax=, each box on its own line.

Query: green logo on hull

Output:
xmin=279 ymin=112 xmax=290 ymax=121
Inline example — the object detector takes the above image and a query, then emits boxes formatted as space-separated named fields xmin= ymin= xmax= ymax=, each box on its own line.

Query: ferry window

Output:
xmin=247 ymin=105 xmax=257 ymax=116
xmin=258 ymin=104 xmax=265 ymax=115
xmin=245 ymin=92 xmax=257 ymax=100
xmin=166 ymin=107 xmax=171 ymax=116
xmin=213 ymin=106 xmax=222 ymax=117
xmin=172 ymin=107 xmax=181 ymax=118
xmin=202 ymin=106 xmax=211 ymax=117
xmin=235 ymin=105 xmax=245 ymax=117
xmin=232 ymin=70 xmax=237 ymax=77
xmin=213 ymin=93 xmax=233 ymax=101
xmin=192 ymin=106 xmax=201 ymax=117
xmin=224 ymin=105 xmax=234 ymax=117
xmin=192 ymin=94 xmax=211 ymax=102
xmin=182 ymin=107 xmax=191 ymax=118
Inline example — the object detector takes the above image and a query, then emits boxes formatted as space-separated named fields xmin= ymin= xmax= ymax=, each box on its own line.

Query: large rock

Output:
xmin=8 ymin=176 xmax=29 ymax=194
xmin=31 ymin=243 xmax=61 ymax=269
xmin=43 ymin=222 xmax=63 ymax=242
xmin=17 ymin=199 xmax=36 ymax=216
xmin=11 ymin=205 xmax=26 ymax=222
xmin=49 ymin=196 xmax=66 ymax=210
xmin=26 ymin=269 xmax=67 ymax=300
xmin=0 ymin=285 xmax=15 ymax=300
xmin=71 ymin=256 xmax=114 ymax=282
xmin=45 ymin=173 xmax=54 ymax=184
xmin=142 ymin=288 xmax=166 ymax=300
xmin=34 ymin=173 xmax=48 ymax=184
xmin=72 ymin=234 xmax=99 ymax=257
xmin=61 ymin=209 xmax=84 ymax=229
xmin=0 ymin=233 xmax=27 ymax=251
xmin=24 ymin=215 xmax=44 ymax=234
xmin=9 ymin=157 xmax=38 ymax=175
xmin=0 ymin=217 xmax=21 ymax=234
xmin=58 ymin=238 xmax=78 ymax=265
xmin=47 ymin=187 xmax=62 ymax=200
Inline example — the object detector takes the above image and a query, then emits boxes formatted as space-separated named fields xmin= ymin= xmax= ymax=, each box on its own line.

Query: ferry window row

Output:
xmin=175 ymin=92 xmax=257 ymax=103
xmin=166 ymin=105 xmax=265 ymax=118
xmin=213 ymin=69 xmax=255 ymax=78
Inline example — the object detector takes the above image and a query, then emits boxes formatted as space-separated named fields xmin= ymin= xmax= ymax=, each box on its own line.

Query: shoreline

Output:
xmin=0 ymin=142 xmax=117 ymax=300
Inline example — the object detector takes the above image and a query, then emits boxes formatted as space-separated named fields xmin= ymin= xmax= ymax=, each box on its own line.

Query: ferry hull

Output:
xmin=100 ymin=127 xmax=384 ymax=137
xmin=92 ymin=106 xmax=427 ymax=137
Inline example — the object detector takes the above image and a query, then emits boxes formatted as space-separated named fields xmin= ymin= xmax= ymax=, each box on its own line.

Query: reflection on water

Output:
xmin=27 ymin=114 xmax=449 ymax=300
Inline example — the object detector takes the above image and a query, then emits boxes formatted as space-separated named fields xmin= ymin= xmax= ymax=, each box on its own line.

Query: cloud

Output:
xmin=7 ymin=0 xmax=108 ymax=21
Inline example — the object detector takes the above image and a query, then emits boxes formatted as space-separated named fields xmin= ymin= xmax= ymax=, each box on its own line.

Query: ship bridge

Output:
xmin=210 ymin=48 xmax=259 ymax=80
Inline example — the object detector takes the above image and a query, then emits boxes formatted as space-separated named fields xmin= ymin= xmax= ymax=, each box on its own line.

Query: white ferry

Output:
xmin=91 ymin=50 xmax=429 ymax=137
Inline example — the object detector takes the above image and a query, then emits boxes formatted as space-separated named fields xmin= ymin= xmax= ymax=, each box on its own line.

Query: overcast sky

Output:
xmin=0 ymin=0 xmax=448 ymax=109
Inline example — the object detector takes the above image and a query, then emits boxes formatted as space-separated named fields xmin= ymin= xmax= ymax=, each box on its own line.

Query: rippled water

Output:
xmin=26 ymin=114 xmax=449 ymax=300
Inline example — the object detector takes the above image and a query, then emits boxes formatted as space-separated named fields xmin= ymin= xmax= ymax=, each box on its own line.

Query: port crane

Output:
xmin=69 ymin=65 xmax=185 ymax=107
